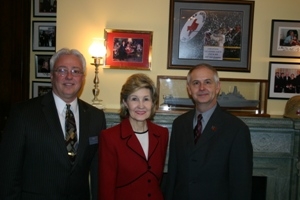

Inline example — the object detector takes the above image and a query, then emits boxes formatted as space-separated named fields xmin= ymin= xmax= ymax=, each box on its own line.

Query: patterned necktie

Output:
xmin=194 ymin=114 xmax=203 ymax=144
xmin=65 ymin=104 xmax=77 ymax=162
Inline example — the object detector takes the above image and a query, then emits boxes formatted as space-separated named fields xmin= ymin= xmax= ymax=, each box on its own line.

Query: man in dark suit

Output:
xmin=164 ymin=63 xmax=253 ymax=200
xmin=0 ymin=48 xmax=106 ymax=200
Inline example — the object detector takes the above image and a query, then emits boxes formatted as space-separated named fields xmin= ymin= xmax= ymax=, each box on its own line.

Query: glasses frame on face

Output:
xmin=52 ymin=67 xmax=84 ymax=77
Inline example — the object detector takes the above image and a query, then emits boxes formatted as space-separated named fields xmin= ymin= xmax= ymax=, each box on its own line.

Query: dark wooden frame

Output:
xmin=156 ymin=76 xmax=268 ymax=116
xmin=167 ymin=0 xmax=254 ymax=72
xmin=270 ymin=20 xmax=300 ymax=58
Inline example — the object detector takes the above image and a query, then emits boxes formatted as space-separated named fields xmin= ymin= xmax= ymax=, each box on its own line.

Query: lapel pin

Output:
xmin=211 ymin=126 xmax=217 ymax=131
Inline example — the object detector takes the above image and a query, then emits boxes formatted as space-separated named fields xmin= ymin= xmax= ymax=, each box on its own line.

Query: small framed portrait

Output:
xmin=270 ymin=20 xmax=300 ymax=58
xmin=35 ymin=54 xmax=52 ymax=78
xmin=104 ymin=29 xmax=153 ymax=70
xmin=32 ymin=81 xmax=52 ymax=98
xmin=33 ymin=0 xmax=57 ymax=17
xmin=268 ymin=62 xmax=300 ymax=99
xmin=32 ymin=21 xmax=56 ymax=51
xmin=167 ymin=0 xmax=254 ymax=72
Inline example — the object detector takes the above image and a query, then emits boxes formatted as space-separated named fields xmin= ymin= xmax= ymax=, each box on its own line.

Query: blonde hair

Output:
xmin=120 ymin=73 xmax=158 ymax=119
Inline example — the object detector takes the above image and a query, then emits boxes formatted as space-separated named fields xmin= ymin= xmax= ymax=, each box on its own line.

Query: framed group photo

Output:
xmin=167 ymin=0 xmax=254 ymax=72
xmin=35 ymin=54 xmax=52 ymax=78
xmin=104 ymin=29 xmax=153 ymax=70
xmin=32 ymin=81 xmax=52 ymax=98
xmin=270 ymin=20 xmax=300 ymax=58
xmin=268 ymin=62 xmax=300 ymax=99
xmin=33 ymin=0 xmax=57 ymax=17
xmin=32 ymin=21 xmax=56 ymax=51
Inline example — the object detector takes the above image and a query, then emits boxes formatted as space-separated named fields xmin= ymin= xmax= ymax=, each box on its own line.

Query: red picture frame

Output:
xmin=104 ymin=29 xmax=152 ymax=70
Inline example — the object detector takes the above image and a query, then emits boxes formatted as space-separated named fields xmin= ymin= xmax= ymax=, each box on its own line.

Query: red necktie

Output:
xmin=194 ymin=114 xmax=202 ymax=144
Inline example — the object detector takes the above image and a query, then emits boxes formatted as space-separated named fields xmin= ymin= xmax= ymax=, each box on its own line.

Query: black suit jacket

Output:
xmin=164 ymin=105 xmax=253 ymax=200
xmin=0 ymin=92 xmax=106 ymax=200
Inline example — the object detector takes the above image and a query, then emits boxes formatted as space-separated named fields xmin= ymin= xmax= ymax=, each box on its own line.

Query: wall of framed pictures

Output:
xmin=30 ymin=0 xmax=57 ymax=98
xmin=268 ymin=20 xmax=300 ymax=103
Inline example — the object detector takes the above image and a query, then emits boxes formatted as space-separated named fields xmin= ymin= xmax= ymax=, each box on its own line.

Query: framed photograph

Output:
xmin=268 ymin=62 xmax=300 ymax=99
xmin=35 ymin=54 xmax=52 ymax=78
xmin=157 ymin=76 xmax=269 ymax=116
xmin=33 ymin=0 xmax=57 ymax=17
xmin=270 ymin=20 xmax=300 ymax=58
xmin=32 ymin=81 xmax=52 ymax=98
xmin=167 ymin=0 xmax=254 ymax=72
xmin=104 ymin=29 xmax=152 ymax=70
xmin=32 ymin=21 xmax=56 ymax=51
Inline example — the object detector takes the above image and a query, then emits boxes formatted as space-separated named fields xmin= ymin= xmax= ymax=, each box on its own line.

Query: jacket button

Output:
xmin=148 ymin=179 xmax=151 ymax=183
xmin=148 ymin=193 xmax=151 ymax=197
xmin=148 ymin=166 xmax=151 ymax=169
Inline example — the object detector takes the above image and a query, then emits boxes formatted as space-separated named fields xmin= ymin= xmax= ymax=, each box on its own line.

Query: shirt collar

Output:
xmin=52 ymin=92 xmax=78 ymax=114
xmin=194 ymin=104 xmax=217 ymax=123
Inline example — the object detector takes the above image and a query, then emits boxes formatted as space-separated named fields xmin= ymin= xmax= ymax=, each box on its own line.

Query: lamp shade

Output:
xmin=88 ymin=38 xmax=106 ymax=57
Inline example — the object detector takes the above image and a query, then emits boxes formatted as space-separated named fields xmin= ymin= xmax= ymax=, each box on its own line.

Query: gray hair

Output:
xmin=50 ymin=48 xmax=86 ymax=72
xmin=187 ymin=63 xmax=219 ymax=84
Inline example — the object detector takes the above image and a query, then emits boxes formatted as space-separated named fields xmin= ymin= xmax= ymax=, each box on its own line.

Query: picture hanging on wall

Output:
xmin=104 ymin=29 xmax=152 ymax=70
xmin=270 ymin=20 xmax=300 ymax=58
xmin=167 ymin=0 xmax=255 ymax=72
xmin=32 ymin=81 xmax=52 ymax=98
xmin=32 ymin=21 xmax=56 ymax=51
xmin=33 ymin=0 xmax=57 ymax=17
xmin=35 ymin=54 xmax=52 ymax=78
xmin=268 ymin=62 xmax=300 ymax=99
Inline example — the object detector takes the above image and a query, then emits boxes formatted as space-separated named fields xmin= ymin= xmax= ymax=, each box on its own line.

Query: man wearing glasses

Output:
xmin=0 ymin=48 xmax=106 ymax=200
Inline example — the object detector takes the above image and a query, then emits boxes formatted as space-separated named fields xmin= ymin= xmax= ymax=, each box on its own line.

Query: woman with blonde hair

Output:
xmin=98 ymin=73 xmax=169 ymax=200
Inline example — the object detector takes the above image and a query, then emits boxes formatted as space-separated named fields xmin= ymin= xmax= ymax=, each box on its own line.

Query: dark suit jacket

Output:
xmin=0 ymin=92 xmax=106 ymax=200
xmin=164 ymin=105 xmax=253 ymax=200
xmin=99 ymin=118 xmax=169 ymax=200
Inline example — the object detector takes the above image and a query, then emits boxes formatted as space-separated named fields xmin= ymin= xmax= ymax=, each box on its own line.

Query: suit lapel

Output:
xmin=72 ymin=100 xmax=90 ymax=167
xmin=184 ymin=110 xmax=197 ymax=153
xmin=191 ymin=106 xmax=223 ymax=153
xmin=121 ymin=118 xmax=147 ymax=159
xmin=147 ymin=121 xmax=159 ymax=160
xmin=41 ymin=92 xmax=70 ymax=162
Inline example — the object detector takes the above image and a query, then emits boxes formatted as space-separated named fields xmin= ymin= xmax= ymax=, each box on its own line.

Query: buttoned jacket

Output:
xmin=99 ymin=118 xmax=169 ymax=200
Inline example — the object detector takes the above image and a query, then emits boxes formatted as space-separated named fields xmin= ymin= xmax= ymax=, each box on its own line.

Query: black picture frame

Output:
xmin=33 ymin=0 xmax=57 ymax=17
xmin=270 ymin=20 xmax=300 ymax=58
xmin=167 ymin=0 xmax=254 ymax=72
xmin=268 ymin=62 xmax=300 ymax=99
xmin=32 ymin=21 xmax=56 ymax=51
xmin=32 ymin=81 xmax=52 ymax=98
xmin=35 ymin=54 xmax=52 ymax=78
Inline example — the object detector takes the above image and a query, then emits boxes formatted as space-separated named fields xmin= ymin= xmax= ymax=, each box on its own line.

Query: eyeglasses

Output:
xmin=53 ymin=68 xmax=84 ymax=77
